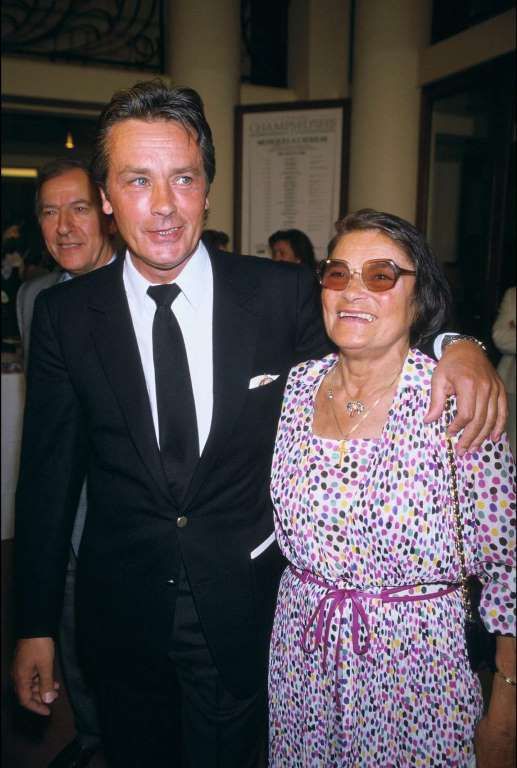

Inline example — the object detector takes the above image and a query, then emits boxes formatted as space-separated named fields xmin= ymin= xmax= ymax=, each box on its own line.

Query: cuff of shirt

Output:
xmin=433 ymin=332 xmax=458 ymax=360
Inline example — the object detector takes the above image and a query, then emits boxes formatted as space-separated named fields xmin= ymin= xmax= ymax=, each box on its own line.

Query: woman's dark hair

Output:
xmin=328 ymin=209 xmax=452 ymax=346
xmin=202 ymin=229 xmax=230 ymax=251
xmin=91 ymin=79 xmax=215 ymax=190
xmin=268 ymin=229 xmax=317 ymax=270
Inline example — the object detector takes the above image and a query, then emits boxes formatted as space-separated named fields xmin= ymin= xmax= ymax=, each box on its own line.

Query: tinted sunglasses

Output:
xmin=319 ymin=258 xmax=416 ymax=292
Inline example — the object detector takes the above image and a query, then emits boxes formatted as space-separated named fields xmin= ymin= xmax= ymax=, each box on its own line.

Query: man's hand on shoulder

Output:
xmin=425 ymin=339 xmax=508 ymax=455
xmin=12 ymin=636 xmax=59 ymax=715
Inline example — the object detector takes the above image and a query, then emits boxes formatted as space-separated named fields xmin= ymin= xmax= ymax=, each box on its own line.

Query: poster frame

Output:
xmin=233 ymin=98 xmax=350 ymax=256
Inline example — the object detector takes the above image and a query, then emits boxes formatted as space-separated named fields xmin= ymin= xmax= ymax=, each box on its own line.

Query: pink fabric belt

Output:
xmin=290 ymin=565 xmax=459 ymax=706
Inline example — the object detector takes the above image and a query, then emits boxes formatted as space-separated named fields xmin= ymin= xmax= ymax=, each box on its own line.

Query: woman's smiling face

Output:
xmin=322 ymin=230 xmax=417 ymax=358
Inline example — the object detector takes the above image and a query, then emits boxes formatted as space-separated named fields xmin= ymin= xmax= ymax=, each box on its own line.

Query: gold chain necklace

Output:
xmin=326 ymin=366 xmax=402 ymax=466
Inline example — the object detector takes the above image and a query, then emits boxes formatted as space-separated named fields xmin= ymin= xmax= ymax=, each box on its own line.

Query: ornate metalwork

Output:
xmin=2 ymin=1 xmax=164 ymax=72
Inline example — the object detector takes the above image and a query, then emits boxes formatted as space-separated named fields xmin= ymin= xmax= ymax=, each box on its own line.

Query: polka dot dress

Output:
xmin=269 ymin=350 xmax=516 ymax=767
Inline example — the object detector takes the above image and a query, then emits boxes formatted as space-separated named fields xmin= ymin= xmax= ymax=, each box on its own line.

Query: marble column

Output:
xmin=348 ymin=0 xmax=432 ymax=222
xmin=166 ymin=0 xmax=240 ymax=241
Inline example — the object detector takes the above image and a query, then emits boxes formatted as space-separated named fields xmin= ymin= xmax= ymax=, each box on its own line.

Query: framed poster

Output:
xmin=234 ymin=99 xmax=350 ymax=261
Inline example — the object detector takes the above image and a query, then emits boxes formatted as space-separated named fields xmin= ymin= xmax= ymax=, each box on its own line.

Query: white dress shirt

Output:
xmin=123 ymin=243 xmax=214 ymax=455
xmin=433 ymin=332 xmax=456 ymax=360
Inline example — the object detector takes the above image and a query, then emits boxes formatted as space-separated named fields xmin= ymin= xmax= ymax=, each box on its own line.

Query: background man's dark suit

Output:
xmin=16 ymin=271 xmax=60 ymax=364
xmin=16 ymin=270 xmax=102 ymax=758
xmin=15 ymin=250 xmax=329 ymax=709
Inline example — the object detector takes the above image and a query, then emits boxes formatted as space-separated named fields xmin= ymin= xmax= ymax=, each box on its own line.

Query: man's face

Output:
xmin=101 ymin=119 xmax=209 ymax=284
xmin=38 ymin=168 xmax=112 ymax=275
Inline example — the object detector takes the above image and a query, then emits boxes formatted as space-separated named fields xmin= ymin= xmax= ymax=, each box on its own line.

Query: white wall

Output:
xmin=1 ymin=58 xmax=155 ymax=109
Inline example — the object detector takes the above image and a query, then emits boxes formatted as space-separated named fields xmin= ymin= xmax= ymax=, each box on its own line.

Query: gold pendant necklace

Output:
xmin=327 ymin=390 xmax=385 ymax=465
xmin=347 ymin=400 xmax=366 ymax=417
xmin=327 ymin=388 xmax=367 ymax=417
xmin=326 ymin=364 xmax=403 ymax=466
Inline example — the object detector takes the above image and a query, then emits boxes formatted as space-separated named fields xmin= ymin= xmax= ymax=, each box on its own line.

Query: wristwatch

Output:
xmin=441 ymin=334 xmax=487 ymax=353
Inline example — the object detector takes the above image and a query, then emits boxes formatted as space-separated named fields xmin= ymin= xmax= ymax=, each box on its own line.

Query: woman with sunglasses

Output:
xmin=268 ymin=209 xmax=515 ymax=767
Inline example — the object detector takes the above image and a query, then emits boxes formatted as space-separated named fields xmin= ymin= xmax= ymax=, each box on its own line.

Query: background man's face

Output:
xmin=39 ymin=168 xmax=112 ymax=275
xmin=101 ymin=119 xmax=209 ymax=284
xmin=39 ymin=168 xmax=111 ymax=275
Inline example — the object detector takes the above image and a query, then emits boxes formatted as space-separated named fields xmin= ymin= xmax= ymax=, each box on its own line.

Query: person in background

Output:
xmin=202 ymin=228 xmax=230 ymax=252
xmin=269 ymin=209 xmax=515 ymax=767
xmin=12 ymin=81 xmax=508 ymax=768
xmin=2 ymin=221 xmax=27 ymax=276
xmin=21 ymin=225 xmax=53 ymax=282
xmin=268 ymin=228 xmax=317 ymax=271
xmin=2 ymin=222 xmax=26 ymax=345
xmin=2 ymin=220 xmax=50 ymax=283
xmin=492 ymin=286 xmax=516 ymax=455
xmin=15 ymin=157 xmax=115 ymax=768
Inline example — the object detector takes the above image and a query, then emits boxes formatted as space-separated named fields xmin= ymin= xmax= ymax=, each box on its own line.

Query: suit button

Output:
xmin=176 ymin=516 xmax=188 ymax=528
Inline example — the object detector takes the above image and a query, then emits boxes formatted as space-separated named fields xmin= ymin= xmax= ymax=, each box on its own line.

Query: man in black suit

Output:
xmin=12 ymin=81 xmax=506 ymax=768
xmin=16 ymin=158 xmax=115 ymax=768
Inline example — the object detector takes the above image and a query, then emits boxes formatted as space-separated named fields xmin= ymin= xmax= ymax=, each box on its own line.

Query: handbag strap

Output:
xmin=444 ymin=398 xmax=474 ymax=622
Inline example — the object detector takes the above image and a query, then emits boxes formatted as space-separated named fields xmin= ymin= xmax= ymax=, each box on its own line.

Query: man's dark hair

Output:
xmin=268 ymin=228 xmax=317 ymax=271
xmin=35 ymin=158 xmax=93 ymax=217
xmin=91 ymin=79 xmax=216 ymax=190
xmin=327 ymin=209 xmax=452 ymax=346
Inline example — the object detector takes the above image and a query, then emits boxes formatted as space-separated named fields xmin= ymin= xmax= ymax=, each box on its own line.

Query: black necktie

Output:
xmin=147 ymin=283 xmax=199 ymax=501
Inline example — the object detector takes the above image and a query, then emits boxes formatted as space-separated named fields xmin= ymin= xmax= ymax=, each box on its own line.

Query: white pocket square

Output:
xmin=248 ymin=374 xmax=280 ymax=389
xmin=250 ymin=531 xmax=276 ymax=559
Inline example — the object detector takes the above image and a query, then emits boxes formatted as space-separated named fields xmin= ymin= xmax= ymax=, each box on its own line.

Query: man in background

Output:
xmin=16 ymin=158 xmax=115 ymax=768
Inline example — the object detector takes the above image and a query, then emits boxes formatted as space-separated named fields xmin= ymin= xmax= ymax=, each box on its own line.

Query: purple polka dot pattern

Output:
xmin=269 ymin=349 xmax=516 ymax=767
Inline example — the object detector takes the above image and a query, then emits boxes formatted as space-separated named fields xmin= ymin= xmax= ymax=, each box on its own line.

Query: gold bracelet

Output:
xmin=495 ymin=670 xmax=517 ymax=686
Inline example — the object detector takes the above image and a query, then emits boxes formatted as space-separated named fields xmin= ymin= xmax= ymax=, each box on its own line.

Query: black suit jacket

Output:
xmin=15 ymin=250 xmax=330 ymax=697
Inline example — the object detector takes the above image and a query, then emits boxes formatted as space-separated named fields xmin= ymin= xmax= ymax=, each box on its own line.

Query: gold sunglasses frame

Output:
xmin=318 ymin=258 xmax=416 ymax=292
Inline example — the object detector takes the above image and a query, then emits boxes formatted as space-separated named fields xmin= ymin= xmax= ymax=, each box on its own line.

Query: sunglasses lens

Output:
xmin=320 ymin=260 xmax=405 ymax=291
xmin=320 ymin=262 xmax=350 ymax=290
xmin=363 ymin=261 xmax=397 ymax=291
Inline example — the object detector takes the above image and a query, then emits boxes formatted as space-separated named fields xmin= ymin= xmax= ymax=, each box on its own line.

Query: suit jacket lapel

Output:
xmin=87 ymin=258 xmax=172 ymax=504
xmin=183 ymin=252 xmax=261 ymax=507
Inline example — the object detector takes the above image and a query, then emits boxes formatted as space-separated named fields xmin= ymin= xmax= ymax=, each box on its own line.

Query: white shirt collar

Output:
xmin=124 ymin=241 xmax=210 ymax=307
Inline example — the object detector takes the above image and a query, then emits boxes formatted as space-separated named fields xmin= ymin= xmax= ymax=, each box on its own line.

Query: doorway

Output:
xmin=417 ymin=53 xmax=515 ymax=359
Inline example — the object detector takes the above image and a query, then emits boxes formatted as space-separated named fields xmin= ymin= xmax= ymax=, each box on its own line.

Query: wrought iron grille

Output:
xmin=1 ymin=1 xmax=164 ymax=72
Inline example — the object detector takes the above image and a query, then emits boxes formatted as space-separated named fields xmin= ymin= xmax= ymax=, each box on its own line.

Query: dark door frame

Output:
xmin=416 ymin=52 xmax=515 ymax=346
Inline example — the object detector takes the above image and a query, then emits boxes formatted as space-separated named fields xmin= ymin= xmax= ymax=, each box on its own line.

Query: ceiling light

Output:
xmin=1 ymin=167 xmax=38 ymax=178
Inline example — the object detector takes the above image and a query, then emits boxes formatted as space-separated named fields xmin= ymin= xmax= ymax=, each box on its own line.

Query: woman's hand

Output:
xmin=426 ymin=340 xmax=507 ymax=455
xmin=476 ymin=639 xmax=516 ymax=768
xmin=475 ymin=714 xmax=515 ymax=768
